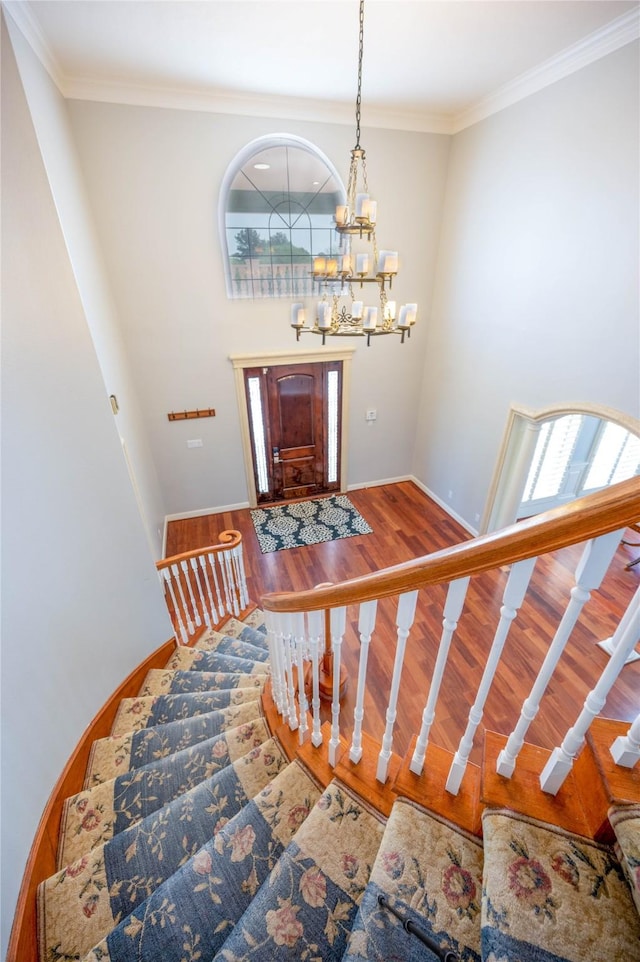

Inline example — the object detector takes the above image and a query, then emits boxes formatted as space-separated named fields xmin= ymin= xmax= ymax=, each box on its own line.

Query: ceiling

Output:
xmin=6 ymin=0 xmax=640 ymax=132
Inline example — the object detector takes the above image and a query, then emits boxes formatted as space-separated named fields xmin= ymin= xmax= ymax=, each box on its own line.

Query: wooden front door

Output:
xmin=244 ymin=361 xmax=342 ymax=503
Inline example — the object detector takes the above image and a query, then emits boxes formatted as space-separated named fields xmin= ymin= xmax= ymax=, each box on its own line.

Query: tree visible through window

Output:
xmin=221 ymin=136 xmax=345 ymax=299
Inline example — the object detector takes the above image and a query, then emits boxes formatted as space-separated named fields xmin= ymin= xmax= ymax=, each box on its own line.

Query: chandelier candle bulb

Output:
xmin=406 ymin=303 xmax=418 ymax=326
xmin=317 ymin=302 xmax=332 ymax=331
xmin=363 ymin=307 xmax=378 ymax=331
xmin=291 ymin=304 xmax=306 ymax=328
xmin=384 ymin=301 xmax=396 ymax=322
xmin=356 ymin=253 xmax=370 ymax=275
xmin=313 ymin=256 xmax=327 ymax=275
xmin=335 ymin=205 xmax=349 ymax=226
xmin=355 ymin=192 xmax=370 ymax=219
xmin=326 ymin=258 xmax=338 ymax=277
xmin=340 ymin=254 xmax=354 ymax=275
xmin=368 ymin=200 xmax=377 ymax=224
xmin=378 ymin=251 xmax=399 ymax=274
xmin=352 ymin=301 xmax=364 ymax=319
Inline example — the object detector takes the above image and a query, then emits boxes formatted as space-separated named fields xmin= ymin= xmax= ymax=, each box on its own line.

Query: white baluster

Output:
xmin=233 ymin=544 xmax=249 ymax=610
xmin=377 ymin=591 xmax=418 ymax=783
xmin=180 ymin=560 xmax=201 ymax=628
xmin=173 ymin=562 xmax=194 ymax=635
xmin=222 ymin=551 xmax=240 ymax=617
xmin=217 ymin=552 xmax=233 ymax=617
xmin=282 ymin=613 xmax=299 ymax=732
xmin=293 ymin=612 xmax=309 ymax=744
xmin=198 ymin=554 xmax=219 ymax=623
xmin=496 ymin=530 xmax=623 ymax=779
xmin=329 ymin=606 xmax=347 ymax=767
xmin=447 ymin=556 xmax=536 ymax=794
xmin=349 ymin=600 xmax=378 ymax=764
xmin=540 ymin=585 xmax=640 ymax=793
xmin=610 ymin=710 xmax=640 ymax=769
xmin=265 ymin=611 xmax=287 ymax=717
xmin=161 ymin=568 xmax=188 ymax=644
xmin=411 ymin=578 xmax=470 ymax=775
xmin=190 ymin=557 xmax=211 ymax=629
xmin=308 ymin=609 xmax=323 ymax=747
xmin=207 ymin=553 xmax=224 ymax=621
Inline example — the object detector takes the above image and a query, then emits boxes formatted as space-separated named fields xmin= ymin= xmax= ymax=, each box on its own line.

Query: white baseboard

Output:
xmin=164 ymin=501 xmax=250 ymax=524
xmin=347 ymin=475 xmax=413 ymax=491
xmin=410 ymin=477 xmax=478 ymax=536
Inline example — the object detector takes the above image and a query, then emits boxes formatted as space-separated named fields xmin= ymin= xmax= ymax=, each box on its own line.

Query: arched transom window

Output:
xmin=220 ymin=135 xmax=344 ymax=299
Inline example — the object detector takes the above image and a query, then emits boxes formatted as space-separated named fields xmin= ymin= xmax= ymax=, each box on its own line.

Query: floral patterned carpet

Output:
xmin=37 ymin=614 xmax=640 ymax=962
xmin=250 ymin=495 xmax=372 ymax=552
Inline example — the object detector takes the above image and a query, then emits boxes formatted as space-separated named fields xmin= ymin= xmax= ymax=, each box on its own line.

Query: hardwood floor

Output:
xmin=165 ymin=482 xmax=640 ymax=766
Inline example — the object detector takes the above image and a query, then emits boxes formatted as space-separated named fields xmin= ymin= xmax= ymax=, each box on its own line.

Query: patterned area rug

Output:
xmin=250 ymin=495 xmax=372 ymax=553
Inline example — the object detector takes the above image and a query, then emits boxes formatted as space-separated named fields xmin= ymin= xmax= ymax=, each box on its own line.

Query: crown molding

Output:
xmin=62 ymin=75 xmax=453 ymax=134
xmin=1 ymin=0 xmax=65 ymax=92
xmin=4 ymin=2 xmax=638 ymax=137
xmin=451 ymin=7 xmax=640 ymax=133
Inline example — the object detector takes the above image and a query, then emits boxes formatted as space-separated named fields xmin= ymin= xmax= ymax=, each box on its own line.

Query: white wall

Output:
xmin=414 ymin=41 xmax=640 ymax=529
xmin=4 ymin=11 xmax=167 ymax=556
xmin=65 ymin=101 xmax=450 ymax=513
xmin=0 ymin=20 xmax=173 ymax=955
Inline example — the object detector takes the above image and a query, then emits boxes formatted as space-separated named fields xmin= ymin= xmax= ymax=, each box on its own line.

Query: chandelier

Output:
xmin=290 ymin=0 xmax=417 ymax=346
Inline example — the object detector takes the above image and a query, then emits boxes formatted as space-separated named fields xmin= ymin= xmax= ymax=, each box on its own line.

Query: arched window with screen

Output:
xmin=220 ymin=135 xmax=345 ymax=299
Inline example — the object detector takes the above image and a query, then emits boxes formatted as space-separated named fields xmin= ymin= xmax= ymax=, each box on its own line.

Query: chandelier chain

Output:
xmin=354 ymin=0 xmax=365 ymax=149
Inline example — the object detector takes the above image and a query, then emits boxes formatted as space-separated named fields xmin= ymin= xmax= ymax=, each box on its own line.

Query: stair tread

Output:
xmin=38 ymin=737 xmax=288 ymax=961
xmin=195 ymin=620 xmax=269 ymax=655
xmin=163 ymin=646 xmax=269 ymax=675
xmin=86 ymin=701 xmax=263 ymax=787
xmin=609 ymin=804 xmax=640 ymax=917
xmin=58 ymin=720 xmax=272 ymax=868
xmin=111 ymin=687 xmax=263 ymax=736
xmin=214 ymin=779 xmax=386 ymax=961
xmin=481 ymin=807 xmax=640 ymax=962
xmin=342 ymin=796 xmax=483 ymax=962
xmin=139 ymin=668 xmax=266 ymax=697
xmin=80 ymin=760 xmax=321 ymax=962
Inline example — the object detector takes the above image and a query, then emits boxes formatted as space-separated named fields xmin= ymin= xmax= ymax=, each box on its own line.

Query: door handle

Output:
xmin=273 ymin=447 xmax=281 ymax=464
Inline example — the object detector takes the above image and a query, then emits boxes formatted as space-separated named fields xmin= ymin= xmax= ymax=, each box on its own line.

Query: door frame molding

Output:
xmin=230 ymin=347 xmax=356 ymax=508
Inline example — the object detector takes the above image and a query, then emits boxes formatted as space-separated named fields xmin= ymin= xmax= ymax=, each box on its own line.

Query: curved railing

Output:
xmin=260 ymin=476 xmax=640 ymax=796
xmin=157 ymin=530 xmax=249 ymax=643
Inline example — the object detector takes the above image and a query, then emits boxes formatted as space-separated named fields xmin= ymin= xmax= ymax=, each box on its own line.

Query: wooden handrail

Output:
xmin=156 ymin=530 xmax=242 ymax=570
xmin=261 ymin=477 xmax=640 ymax=613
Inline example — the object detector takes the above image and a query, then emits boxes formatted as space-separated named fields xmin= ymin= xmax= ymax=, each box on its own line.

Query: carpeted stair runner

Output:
xmin=38 ymin=737 xmax=287 ymax=960
xmin=58 ymin=719 xmax=271 ymax=866
xmin=111 ymin=687 xmax=262 ymax=736
xmin=163 ymin=646 xmax=269 ymax=674
xmin=79 ymin=760 xmax=322 ymax=962
xmin=138 ymin=667 xmax=266 ymax=697
xmin=36 ymin=608 xmax=640 ymax=962
xmin=85 ymin=700 xmax=263 ymax=785
xmin=214 ymin=779 xmax=385 ymax=962
xmin=609 ymin=803 xmax=640 ymax=916
xmin=481 ymin=807 xmax=640 ymax=961
xmin=194 ymin=620 xmax=270 ymax=655
xmin=343 ymin=797 xmax=483 ymax=962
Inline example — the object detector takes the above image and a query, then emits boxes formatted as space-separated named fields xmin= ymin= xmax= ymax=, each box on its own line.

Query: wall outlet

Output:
xmin=187 ymin=439 xmax=203 ymax=448
xmin=365 ymin=409 xmax=377 ymax=421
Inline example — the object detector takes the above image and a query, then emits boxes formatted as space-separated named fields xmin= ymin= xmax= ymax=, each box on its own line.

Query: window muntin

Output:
xmin=223 ymin=138 xmax=344 ymax=299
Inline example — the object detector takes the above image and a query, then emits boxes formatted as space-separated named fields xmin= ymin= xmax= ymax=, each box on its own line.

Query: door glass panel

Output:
xmin=327 ymin=369 xmax=339 ymax=484
xmin=247 ymin=376 xmax=269 ymax=494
